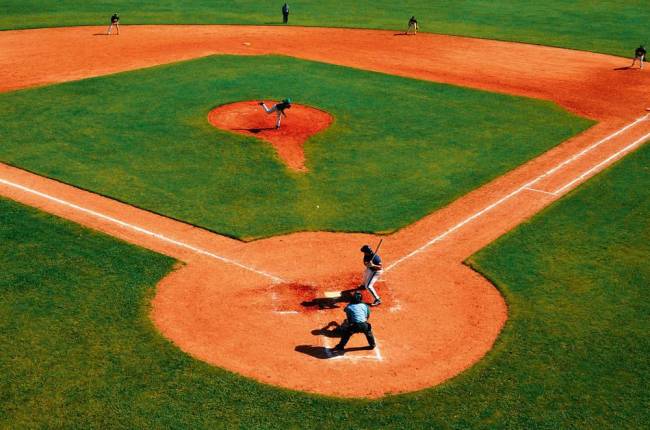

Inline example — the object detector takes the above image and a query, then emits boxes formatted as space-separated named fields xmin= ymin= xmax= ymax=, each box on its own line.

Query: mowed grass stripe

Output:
xmin=1 ymin=143 xmax=648 ymax=428
xmin=0 ymin=55 xmax=592 ymax=239
xmin=0 ymin=1 xmax=647 ymax=57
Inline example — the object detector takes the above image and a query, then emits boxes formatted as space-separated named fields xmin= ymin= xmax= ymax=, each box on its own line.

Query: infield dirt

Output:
xmin=1 ymin=25 xmax=649 ymax=397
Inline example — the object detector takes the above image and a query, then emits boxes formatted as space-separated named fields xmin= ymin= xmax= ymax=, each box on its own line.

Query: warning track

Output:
xmin=1 ymin=25 xmax=649 ymax=398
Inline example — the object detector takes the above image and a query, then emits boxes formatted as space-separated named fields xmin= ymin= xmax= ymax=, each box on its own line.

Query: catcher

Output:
xmin=259 ymin=98 xmax=292 ymax=129
xmin=333 ymin=292 xmax=376 ymax=351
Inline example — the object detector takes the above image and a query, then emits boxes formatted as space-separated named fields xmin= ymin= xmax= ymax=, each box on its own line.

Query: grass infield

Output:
xmin=1 ymin=143 xmax=648 ymax=428
xmin=1 ymin=1 xmax=648 ymax=57
xmin=0 ymin=55 xmax=591 ymax=240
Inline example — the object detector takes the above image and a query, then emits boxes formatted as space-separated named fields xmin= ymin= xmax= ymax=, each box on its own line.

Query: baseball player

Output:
xmin=282 ymin=3 xmax=290 ymax=24
xmin=259 ymin=98 xmax=292 ymax=129
xmin=406 ymin=16 xmax=418 ymax=35
xmin=333 ymin=292 xmax=376 ymax=351
xmin=360 ymin=244 xmax=382 ymax=306
xmin=106 ymin=13 xmax=120 ymax=35
xmin=631 ymin=45 xmax=646 ymax=69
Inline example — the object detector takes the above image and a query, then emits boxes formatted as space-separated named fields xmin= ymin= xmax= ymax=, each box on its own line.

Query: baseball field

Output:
xmin=1 ymin=2 xmax=648 ymax=428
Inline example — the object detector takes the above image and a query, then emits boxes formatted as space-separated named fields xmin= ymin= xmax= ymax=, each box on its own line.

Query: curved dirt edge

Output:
xmin=0 ymin=26 xmax=649 ymax=397
xmin=207 ymin=101 xmax=333 ymax=172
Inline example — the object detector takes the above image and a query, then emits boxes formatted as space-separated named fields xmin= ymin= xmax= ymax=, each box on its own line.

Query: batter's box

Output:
xmin=321 ymin=336 xmax=382 ymax=361
xmin=270 ymin=278 xmax=397 ymax=314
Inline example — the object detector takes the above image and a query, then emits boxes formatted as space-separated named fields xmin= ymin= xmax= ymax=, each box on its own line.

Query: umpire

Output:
xmin=333 ymin=292 xmax=376 ymax=351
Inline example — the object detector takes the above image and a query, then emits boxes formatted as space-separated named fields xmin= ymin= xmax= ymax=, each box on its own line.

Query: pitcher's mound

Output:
xmin=208 ymin=101 xmax=333 ymax=172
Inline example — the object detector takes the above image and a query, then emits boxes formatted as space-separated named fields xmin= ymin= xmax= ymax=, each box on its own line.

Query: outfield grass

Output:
xmin=2 ymin=143 xmax=648 ymax=428
xmin=0 ymin=55 xmax=591 ymax=240
xmin=1 ymin=1 xmax=647 ymax=57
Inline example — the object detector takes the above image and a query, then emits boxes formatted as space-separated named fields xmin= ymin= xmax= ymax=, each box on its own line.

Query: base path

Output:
xmin=1 ymin=26 xmax=649 ymax=398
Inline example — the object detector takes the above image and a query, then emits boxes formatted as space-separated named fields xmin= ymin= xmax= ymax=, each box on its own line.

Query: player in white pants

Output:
xmin=107 ymin=13 xmax=120 ymax=35
xmin=259 ymin=98 xmax=292 ymax=129
xmin=406 ymin=16 xmax=418 ymax=35
xmin=360 ymin=244 xmax=382 ymax=306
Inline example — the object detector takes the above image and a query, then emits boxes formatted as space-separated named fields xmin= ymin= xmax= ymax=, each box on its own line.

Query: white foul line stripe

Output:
xmin=551 ymin=131 xmax=650 ymax=195
xmin=0 ymin=178 xmax=285 ymax=283
xmin=386 ymin=114 xmax=650 ymax=272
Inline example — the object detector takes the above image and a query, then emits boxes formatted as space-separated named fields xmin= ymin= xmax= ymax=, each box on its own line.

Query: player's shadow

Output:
xmin=311 ymin=321 xmax=342 ymax=338
xmin=93 ymin=33 xmax=110 ymax=36
xmin=295 ymin=344 xmax=374 ymax=359
xmin=614 ymin=66 xmax=633 ymax=71
xmin=233 ymin=127 xmax=275 ymax=134
xmin=300 ymin=288 xmax=357 ymax=310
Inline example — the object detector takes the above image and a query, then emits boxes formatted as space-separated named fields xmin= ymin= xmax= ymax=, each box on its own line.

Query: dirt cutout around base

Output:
xmin=209 ymin=101 xmax=333 ymax=172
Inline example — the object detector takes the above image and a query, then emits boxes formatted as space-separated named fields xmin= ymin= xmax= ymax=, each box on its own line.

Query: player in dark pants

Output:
xmin=282 ymin=3 xmax=289 ymax=24
xmin=631 ymin=45 xmax=646 ymax=69
xmin=333 ymin=292 xmax=376 ymax=351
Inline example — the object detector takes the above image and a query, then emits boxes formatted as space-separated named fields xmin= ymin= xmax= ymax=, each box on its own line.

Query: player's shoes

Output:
xmin=370 ymin=299 xmax=381 ymax=307
xmin=258 ymin=101 xmax=265 ymax=105
xmin=332 ymin=344 xmax=344 ymax=352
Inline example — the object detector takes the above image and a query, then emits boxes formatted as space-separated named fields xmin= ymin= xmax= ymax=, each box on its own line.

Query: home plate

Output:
xmin=323 ymin=291 xmax=341 ymax=298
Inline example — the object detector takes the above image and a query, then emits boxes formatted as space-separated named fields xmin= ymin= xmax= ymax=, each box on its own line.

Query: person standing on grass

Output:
xmin=107 ymin=12 xmax=120 ymax=35
xmin=333 ymin=292 xmax=376 ymax=352
xmin=631 ymin=45 xmax=646 ymax=69
xmin=282 ymin=3 xmax=290 ymax=24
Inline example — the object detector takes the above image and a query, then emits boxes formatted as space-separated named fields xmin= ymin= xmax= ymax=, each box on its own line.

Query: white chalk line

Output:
xmin=386 ymin=114 xmax=650 ymax=272
xmin=0 ymin=178 xmax=285 ymax=283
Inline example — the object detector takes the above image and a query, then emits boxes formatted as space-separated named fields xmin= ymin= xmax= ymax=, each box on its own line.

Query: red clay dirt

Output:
xmin=1 ymin=26 xmax=649 ymax=398
xmin=207 ymin=101 xmax=333 ymax=171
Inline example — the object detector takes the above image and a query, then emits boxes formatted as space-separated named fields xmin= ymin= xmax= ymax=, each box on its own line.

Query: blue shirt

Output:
xmin=345 ymin=303 xmax=370 ymax=323
xmin=363 ymin=253 xmax=382 ymax=270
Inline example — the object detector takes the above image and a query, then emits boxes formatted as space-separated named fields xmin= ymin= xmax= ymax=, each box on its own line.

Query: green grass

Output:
xmin=2 ymin=143 xmax=648 ymax=428
xmin=1 ymin=1 xmax=648 ymax=56
xmin=0 ymin=55 xmax=591 ymax=240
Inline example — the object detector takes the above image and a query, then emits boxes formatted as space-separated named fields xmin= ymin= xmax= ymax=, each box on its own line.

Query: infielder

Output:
xmin=360 ymin=244 xmax=382 ymax=306
xmin=333 ymin=292 xmax=376 ymax=351
xmin=259 ymin=98 xmax=292 ymax=129
xmin=106 ymin=13 xmax=120 ymax=35
xmin=406 ymin=16 xmax=418 ymax=35
xmin=631 ymin=45 xmax=646 ymax=69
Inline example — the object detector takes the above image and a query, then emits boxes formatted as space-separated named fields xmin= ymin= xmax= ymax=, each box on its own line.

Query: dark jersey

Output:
xmin=111 ymin=14 xmax=119 ymax=23
xmin=409 ymin=18 xmax=418 ymax=25
xmin=363 ymin=253 xmax=382 ymax=268
xmin=636 ymin=47 xmax=646 ymax=57
xmin=276 ymin=101 xmax=291 ymax=112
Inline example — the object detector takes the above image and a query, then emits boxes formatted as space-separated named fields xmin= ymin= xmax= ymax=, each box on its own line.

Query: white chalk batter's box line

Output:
xmin=321 ymin=336 xmax=383 ymax=361
xmin=386 ymin=114 xmax=650 ymax=272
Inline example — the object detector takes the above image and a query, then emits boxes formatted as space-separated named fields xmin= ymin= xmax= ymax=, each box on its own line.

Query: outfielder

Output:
xmin=631 ymin=45 xmax=646 ymax=69
xmin=106 ymin=13 xmax=120 ymax=35
xmin=259 ymin=98 xmax=292 ymax=129
xmin=360 ymin=244 xmax=383 ymax=306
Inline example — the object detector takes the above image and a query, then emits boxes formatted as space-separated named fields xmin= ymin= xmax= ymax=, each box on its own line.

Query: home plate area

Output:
xmin=270 ymin=273 xmax=395 ymax=360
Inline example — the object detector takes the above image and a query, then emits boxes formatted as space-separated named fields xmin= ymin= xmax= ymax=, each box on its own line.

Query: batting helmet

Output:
xmin=360 ymin=244 xmax=371 ymax=253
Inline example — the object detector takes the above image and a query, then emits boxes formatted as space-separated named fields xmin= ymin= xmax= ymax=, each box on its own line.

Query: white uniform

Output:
xmin=361 ymin=249 xmax=382 ymax=305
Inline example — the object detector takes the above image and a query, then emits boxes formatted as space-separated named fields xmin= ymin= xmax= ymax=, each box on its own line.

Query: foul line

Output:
xmin=0 ymin=178 xmax=285 ymax=283
xmin=386 ymin=114 xmax=650 ymax=272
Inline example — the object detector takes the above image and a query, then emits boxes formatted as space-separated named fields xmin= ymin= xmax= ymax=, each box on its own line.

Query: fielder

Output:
xmin=259 ymin=98 xmax=292 ymax=129
xmin=106 ymin=13 xmax=120 ymax=35
xmin=333 ymin=292 xmax=376 ymax=351
xmin=631 ymin=45 xmax=646 ymax=69
xmin=360 ymin=244 xmax=383 ymax=306
xmin=406 ymin=16 xmax=418 ymax=35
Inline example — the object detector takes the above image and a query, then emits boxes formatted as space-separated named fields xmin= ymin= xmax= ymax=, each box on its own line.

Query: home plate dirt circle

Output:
xmin=208 ymin=101 xmax=333 ymax=172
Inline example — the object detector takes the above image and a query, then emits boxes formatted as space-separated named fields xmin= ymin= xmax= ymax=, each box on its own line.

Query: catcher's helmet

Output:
xmin=352 ymin=291 xmax=363 ymax=303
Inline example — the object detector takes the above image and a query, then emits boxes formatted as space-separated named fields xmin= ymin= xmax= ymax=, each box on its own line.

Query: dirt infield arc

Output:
xmin=1 ymin=26 xmax=649 ymax=398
